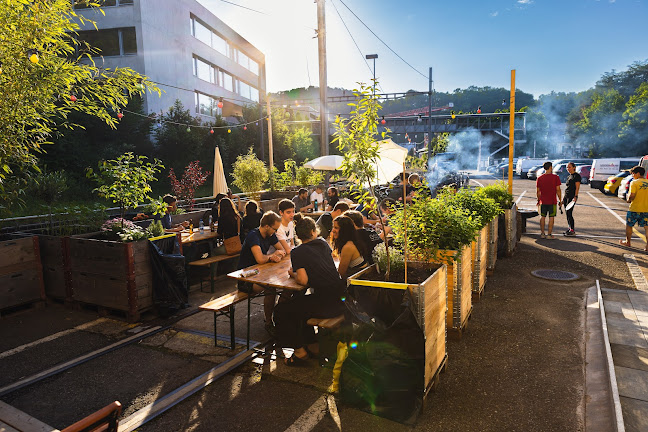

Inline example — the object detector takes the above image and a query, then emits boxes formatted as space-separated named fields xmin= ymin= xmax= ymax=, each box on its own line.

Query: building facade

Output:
xmin=75 ymin=0 xmax=266 ymax=121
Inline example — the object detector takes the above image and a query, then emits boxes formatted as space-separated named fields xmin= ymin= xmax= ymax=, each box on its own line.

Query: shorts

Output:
xmin=626 ymin=211 xmax=648 ymax=228
xmin=540 ymin=204 xmax=557 ymax=217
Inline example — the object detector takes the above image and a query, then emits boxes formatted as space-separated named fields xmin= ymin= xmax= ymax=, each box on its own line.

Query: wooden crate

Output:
xmin=433 ymin=245 xmax=472 ymax=333
xmin=471 ymin=225 xmax=489 ymax=299
xmin=348 ymin=262 xmax=448 ymax=398
xmin=0 ymin=237 xmax=45 ymax=312
xmin=486 ymin=217 xmax=498 ymax=274
xmin=69 ymin=237 xmax=153 ymax=321
xmin=504 ymin=203 xmax=518 ymax=257
xmin=38 ymin=235 xmax=72 ymax=302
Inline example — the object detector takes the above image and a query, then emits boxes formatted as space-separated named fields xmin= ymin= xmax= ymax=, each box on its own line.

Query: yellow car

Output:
xmin=603 ymin=170 xmax=630 ymax=195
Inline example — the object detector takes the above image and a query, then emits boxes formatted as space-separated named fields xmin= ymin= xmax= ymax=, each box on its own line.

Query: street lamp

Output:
xmin=366 ymin=54 xmax=378 ymax=95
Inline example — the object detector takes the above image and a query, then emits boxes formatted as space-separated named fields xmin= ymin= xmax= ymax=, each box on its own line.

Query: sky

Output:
xmin=198 ymin=0 xmax=648 ymax=99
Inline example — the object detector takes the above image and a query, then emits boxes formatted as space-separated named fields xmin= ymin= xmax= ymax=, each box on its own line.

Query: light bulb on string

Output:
xmin=27 ymin=49 xmax=39 ymax=64
xmin=210 ymin=129 xmax=214 ymax=134
xmin=451 ymin=111 xmax=456 ymax=120
xmin=117 ymin=112 xmax=124 ymax=119
xmin=186 ymin=125 xmax=191 ymax=132
xmin=217 ymin=97 xmax=224 ymax=109
xmin=477 ymin=106 xmax=482 ymax=114
xmin=244 ymin=126 xmax=247 ymax=130
xmin=227 ymin=129 xmax=231 ymax=133
xmin=70 ymin=94 xmax=77 ymax=102
xmin=381 ymin=116 xmax=386 ymax=125
xmin=417 ymin=114 xmax=422 ymax=122
xmin=135 ymin=78 xmax=144 ymax=92
xmin=0 ymin=61 xmax=3 ymax=74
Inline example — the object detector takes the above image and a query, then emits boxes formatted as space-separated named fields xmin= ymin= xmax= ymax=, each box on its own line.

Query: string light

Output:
xmin=210 ymin=128 xmax=214 ymax=134
xmin=27 ymin=49 xmax=39 ymax=64
xmin=0 ymin=61 xmax=3 ymax=74
xmin=117 ymin=112 xmax=124 ymax=119
xmin=243 ymin=126 xmax=247 ymax=130
xmin=70 ymin=95 xmax=77 ymax=102
xmin=227 ymin=128 xmax=231 ymax=133
xmin=451 ymin=111 xmax=456 ymax=120
xmin=186 ymin=125 xmax=191 ymax=132
xmin=381 ymin=116 xmax=386 ymax=125
xmin=477 ymin=106 xmax=482 ymax=114
xmin=135 ymin=78 xmax=144 ymax=92
xmin=417 ymin=114 xmax=422 ymax=122
xmin=217 ymin=97 xmax=224 ymax=109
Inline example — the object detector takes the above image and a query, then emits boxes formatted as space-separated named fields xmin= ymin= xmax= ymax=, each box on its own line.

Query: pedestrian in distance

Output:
xmin=563 ymin=162 xmax=581 ymax=236
xmin=620 ymin=166 xmax=648 ymax=251
xmin=536 ymin=161 xmax=562 ymax=239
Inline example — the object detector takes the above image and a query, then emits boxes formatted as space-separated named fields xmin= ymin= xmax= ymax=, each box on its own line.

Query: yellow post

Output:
xmin=507 ymin=70 xmax=516 ymax=195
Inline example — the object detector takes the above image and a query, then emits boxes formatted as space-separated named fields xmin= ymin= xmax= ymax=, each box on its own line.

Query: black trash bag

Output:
xmin=340 ymin=285 xmax=425 ymax=425
xmin=148 ymin=236 xmax=187 ymax=317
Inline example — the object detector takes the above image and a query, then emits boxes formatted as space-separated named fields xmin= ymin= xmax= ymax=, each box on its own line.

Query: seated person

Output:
xmin=316 ymin=201 xmax=350 ymax=240
xmin=227 ymin=188 xmax=243 ymax=213
xmin=240 ymin=200 xmax=263 ymax=242
xmin=275 ymin=213 xmax=346 ymax=365
xmin=217 ymin=197 xmax=241 ymax=240
xmin=276 ymin=199 xmax=297 ymax=254
xmin=238 ymin=211 xmax=286 ymax=334
xmin=310 ymin=185 xmax=326 ymax=210
xmin=330 ymin=214 xmax=368 ymax=278
xmin=326 ymin=187 xmax=340 ymax=211
xmin=400 ymin=173 xmax=428 ymax=202
xmin=345 ymin=210 xmax=382 ymax=262
xmin=292 ymin=188 xmax=313 ymax=213
xmin=203 ymin=193 xmax=227 ymax=225
xmin=159 ymin=194 xmax=189 ymax=232
xmin=356 ymin=200 xmax=380 ymax=225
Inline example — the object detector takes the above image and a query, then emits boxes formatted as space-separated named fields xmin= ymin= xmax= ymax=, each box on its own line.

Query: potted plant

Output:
xmin=447 ymin=188 xmax=502 ymax=298
xmin=391 ymin=192 xmax=480 ymax=336
xmin=232 ymin=147 xmax=268 ymax=201
xmin=475 ymin=181 xmax=515 ymax=263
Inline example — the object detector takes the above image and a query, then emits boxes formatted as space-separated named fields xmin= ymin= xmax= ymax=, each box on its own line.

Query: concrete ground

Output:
xmin=0 ymin=176 xmax=646 ymax=431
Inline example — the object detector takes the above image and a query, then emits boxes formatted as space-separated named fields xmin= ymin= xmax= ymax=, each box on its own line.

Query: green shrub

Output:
xmin=232 ymin=148 xmax=268 ymax=199
xmin=475 ymin=181 xmax=513 ymax=210
xmin=441 ymin=187 xmax=502 ymax=228
xmin=373 ymin=243 xmax=405 ymax=275
xmin=147 ymin=220 xmax=165 ymax=237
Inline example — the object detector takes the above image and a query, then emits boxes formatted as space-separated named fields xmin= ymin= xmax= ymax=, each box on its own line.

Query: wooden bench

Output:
xmin=306 ymin=314 xmax=345 ymax=329
xmin=200 ymin=290 xmax=250 ymax=350
xmin=189 ymin=254 xmax=240 ymax=293
xmin=306 ymin=314 xmax=345 ymax=368
xmin=62 ymin=401 xmax=122 ymax=432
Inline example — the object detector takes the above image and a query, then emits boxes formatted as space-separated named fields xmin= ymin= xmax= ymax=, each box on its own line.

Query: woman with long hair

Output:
xmin=240 ymin=200 xmax=263 ymax=241
xmin=330 ymin=214 xmax=368 ymax=277
xmin=217 ymin=197 xmax=241 ymax=240
xmin=274 ymin=213 xmax=346 ymax=366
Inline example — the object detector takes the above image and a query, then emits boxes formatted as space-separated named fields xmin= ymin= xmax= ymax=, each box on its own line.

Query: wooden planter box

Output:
xmin=499 ymin=203 xmax=518 ymax=257
xmin=0 ymin=237 xmax=45 ymax=312
xmin=68 ymin=237 xmax=153 ymax=322
xmin=348 ymin=262 xmax=447 ymax=397
xmin=471 ymin=224 xmax=489 ymax=299
xmin=38 ymin=235 xmax=73 ymax=302
xmin=431 ymin=245 xmax=472 ymax=335
xmin=486 ymin=217 xmax=498 ymax=274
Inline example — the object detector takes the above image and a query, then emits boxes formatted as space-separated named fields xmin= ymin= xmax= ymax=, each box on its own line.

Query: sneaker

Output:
xmin=546 ymin=235 xmax=556 ymax=240
xmin=564 ymin=230 xmax=576 ymax=236
xmin=540 ymin=234 xmax=546 ymax=239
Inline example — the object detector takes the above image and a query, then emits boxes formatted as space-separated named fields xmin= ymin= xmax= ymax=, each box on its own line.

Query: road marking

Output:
xmin=284 ymin=395 xmax=327 ymax=432
xmin=0 ymin=318 xmax=107 ymax=360
xmin=472 ymin=179 xmax=484 ymax=187
xmin=515 ymin=190 xmax=526 ymax=205
xmin=587 ymin=192 xmax=647 ymax=242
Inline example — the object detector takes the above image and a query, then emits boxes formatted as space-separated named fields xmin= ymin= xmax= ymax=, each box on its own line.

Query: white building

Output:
xmin=75 ymin=0 xmax=266 ymax=120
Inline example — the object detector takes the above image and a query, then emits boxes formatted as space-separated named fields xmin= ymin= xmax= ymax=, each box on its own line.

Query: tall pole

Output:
xmin=507 ymin=70 xmax=516 ymax=195
xmin=426 ymin=67 xmax=433 ymax=159
xmin=266 ymin=96 xmax=274 ymax=173
xmin=317 ymin=0 xmax=328 ymax=157
xmin=258 ymin=63 xmax=265 ymax=161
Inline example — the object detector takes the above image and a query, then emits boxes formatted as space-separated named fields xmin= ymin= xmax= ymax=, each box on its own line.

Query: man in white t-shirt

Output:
xmin=275 ymin=199 xmax=296 ymax=254
xmin=310 ymin=185 xmax=325 ymax=210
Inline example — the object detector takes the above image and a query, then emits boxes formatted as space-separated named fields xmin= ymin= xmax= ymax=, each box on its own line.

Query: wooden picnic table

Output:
xmin=179 ymin=227 xmax=220 ymax=244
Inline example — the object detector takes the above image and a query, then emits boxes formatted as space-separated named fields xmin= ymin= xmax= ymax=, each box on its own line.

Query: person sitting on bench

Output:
xmin=238 ymin=211 xmax=286 ymax=336
xmin=275 ymin=213 xmax=346 ymax=366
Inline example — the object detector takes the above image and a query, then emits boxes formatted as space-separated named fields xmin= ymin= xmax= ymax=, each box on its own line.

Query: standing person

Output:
xmin=240 ymin=200 xmax=263 ymax=242
xmin=331 ymin=214 xmax=368 ymax=277
xmin=621 ymin=166 xmax=648 ymax=250
xmin=536 ymin=161 xmax=562 ymax=239
xmin=292 ymin=188 xmax=313 ymax=213
xmin=310 ymin=185 xmax=326 ymax=210
xmin=316 ymin=201 xmax=349 ymax=239
xmin=326 ymin=187 xmax=340 ymax=211
xmin=226 ymin=188 xmax=242 ymax=213
xmin=237 ymin=211 xmax=286 ymax=335
xmin=276 ymin=199 xmax=297 ymax=254
xmin=276 ymin=213 xmax=346 ymax=365
xmin=563 ymin=162 xmax=581 ymax=236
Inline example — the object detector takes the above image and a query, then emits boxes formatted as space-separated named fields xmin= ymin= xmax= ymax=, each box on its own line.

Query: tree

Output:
xmin=0 ymin=0 xmax=159 ymax=202
xmin=620 ymin=82 xmax=648 ymax=154
xmin=573 ymin=89 xmax=625 ymax=156
xmin=290 ymin=127 xmax=317 ymax=162
xmin=29 ymin=169 xmax=68 ymax=232
xmin=87 ymin=152 xmax=163 ymax=225
xmin=231 ymin=147 xmax=268 ymax=200
xmin=169 ymin=161 xmax=211 ymax=210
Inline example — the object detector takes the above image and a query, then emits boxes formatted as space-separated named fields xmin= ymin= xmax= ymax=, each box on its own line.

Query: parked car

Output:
xmin=527 ymin=166 xmax=544 ymax=180
xmin=575 ymin=165 xmax=591 ymax=184
xmin=618 ymin=175 xmax=634 ymax=200
xmin=603 ymin=170 xmax=630 ymax=195
xmin=488 ymin=162 xmax=507 ymax=174
xmin=516 ymin=158 xmax=545 ymax=179
xmin=589 ymin=157 xmax=640 ymax=191
xmin=495 ymin=164 xmax=509 ymax=178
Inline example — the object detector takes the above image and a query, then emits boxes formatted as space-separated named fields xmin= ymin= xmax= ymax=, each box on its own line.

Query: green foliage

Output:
xmin=45 ymin=203 xmax=107 ymax=236
xmin=620 ymin=82 xmax=648 ymax=151
xmin=147 ymin=220 xmax=165 ymax=237
xmin=29 ymin=169 xmax=69 ymax=231
xmin=574 ymin=89 xmax=625 ymax=156
xmin=295 ymin=162 xmax=324 ymax=187
xmin=87 ymin=152 xmax=163 ymax=222
xmin=0 ymin=0 xmax=159 ymax=202
xmin=475 ymin=181 xmax=513 ymax=210
xmin=373 ymin=243 xmax=405 ymax=275
xmin=290 ymin=128 xmax=317 ymax=162
xmin=391 ymin=195 xmax=480 ymax=260
xmin=232 ymin=147 xmax=268 ymax=199
xmin=145 ymin=197 xmax=167 ymax=216
xmin=271 ymin=159 xmax=297 ymax=190
xmin=444 ymin=187 xmax=502 ymax=228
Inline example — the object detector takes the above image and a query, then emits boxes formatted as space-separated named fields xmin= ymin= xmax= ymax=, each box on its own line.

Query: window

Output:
xmin=193 ymin=20 xmax=212 ymax=47
xmin=75 ymin=0 xmax=132 ymax=8
xmin=194 ymin=57 xmax=212 ymax=82
xmin=221 ymin=71 xmax=233 ymax=92
xmin=212 ymin=33 xmax=229 ymax=57
xmin=237 ymin=80 xmax=259 ymax=102
xmin=77 ymin=28 xmax=137 ymax=56
xmin=250 ymin=86 xmax=259 ymax=102
xmin=195 ymin=92 xmax=221 ymax=117
xmin=248 ymin=58 xmax=259 ymax=75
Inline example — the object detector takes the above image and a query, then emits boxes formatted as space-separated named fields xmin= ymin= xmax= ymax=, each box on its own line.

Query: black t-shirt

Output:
xmin=316 ymin=212 xmax=333 ymax=238
xmin=565 ymin=172 xmax=582 ymax=198
xmin=328 ymin=195 xmax=339 ymax=208
xmin=358 ymin=228 xmax=382 ymax=262
xmin=217 ymin=214 xmax=239 ymax=239
xmin=290 ymin=238 xmax=345 ymax=302
xmin=238 ymin=228 xmax=279 ymax=269
xmin=242 ymin=212 xmax=262 ymax=233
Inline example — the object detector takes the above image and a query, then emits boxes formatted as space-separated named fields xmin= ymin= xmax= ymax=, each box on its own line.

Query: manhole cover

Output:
xmin=531 ymin=269 xmax=580 ymax=281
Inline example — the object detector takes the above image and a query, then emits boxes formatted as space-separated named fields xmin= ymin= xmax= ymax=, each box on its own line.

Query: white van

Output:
xmin=516 ymin=158 xmax=545 ymax=179
xmin=589 ymin=157 xmax=640 ymax=191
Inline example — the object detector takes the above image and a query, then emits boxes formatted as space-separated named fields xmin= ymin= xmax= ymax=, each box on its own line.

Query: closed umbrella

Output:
xmin=213 ymin=146 xmax=228 ymax=196
xmin=303 ymin=155 xmax=344 ymax=171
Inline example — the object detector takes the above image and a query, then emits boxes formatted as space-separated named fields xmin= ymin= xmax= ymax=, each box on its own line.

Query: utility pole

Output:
xmin=366 ymin=54 xmax=378 ymax=95
xmin=426 ymin=67 xmax=433 ymax=159
xmin=266 ymin=96 xmax=274 ymax=173
xmin=258 ymin=63 xmax=265 ymax=161
xmin=317 ymin=0 xmax=328 ymax=157
xmin=507 ymin=70 xmax=516 ymax=195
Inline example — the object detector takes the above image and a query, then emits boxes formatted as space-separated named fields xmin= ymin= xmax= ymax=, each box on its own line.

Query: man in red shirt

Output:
xmin=536 ymin=161 xmax=562 ymax=239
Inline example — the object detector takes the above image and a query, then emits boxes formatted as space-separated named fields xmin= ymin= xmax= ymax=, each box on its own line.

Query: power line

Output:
xmin=122 ymin=108 xmax=268 ymax=130
xmin=336 ymin=0 xmax=428 ymax=81
xmin=219 ymin=0 xmax=265 ymax=14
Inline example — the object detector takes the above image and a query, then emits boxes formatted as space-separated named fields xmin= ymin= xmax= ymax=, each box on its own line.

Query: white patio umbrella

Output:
xmin=303 ymin=155 xmax=344 ymax=171
xmin=372 ymin=139 xmax=408 ymax=185
xmin=212 ymin=146 xmax=228 ymax=196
